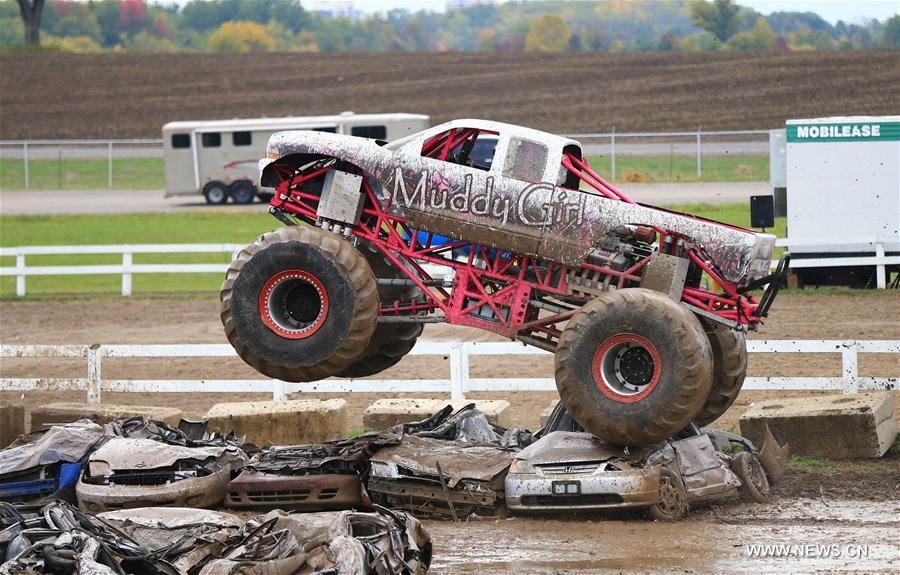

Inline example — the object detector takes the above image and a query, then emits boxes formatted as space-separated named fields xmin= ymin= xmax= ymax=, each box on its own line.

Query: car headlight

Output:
xmin=509 ymin=458 xmax=535 ymax=474
xmin=87 ymin=461 xmax=111 ymax=477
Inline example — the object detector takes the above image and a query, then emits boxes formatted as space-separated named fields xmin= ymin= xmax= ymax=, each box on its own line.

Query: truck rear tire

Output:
xmin=220 ymin=226 xmax=378 ymax=382
xmin=338 ymin=241 xmax=423 ymax=378
xmin=554 ymin=288 xmax=713 ymax=445
xmin=203 ymin=181 xmax=229 ymax=205
xmin=230 ymin=180 xmax=256 ymax=205
xmin=694 ymin=320 xmax=747 ymax=426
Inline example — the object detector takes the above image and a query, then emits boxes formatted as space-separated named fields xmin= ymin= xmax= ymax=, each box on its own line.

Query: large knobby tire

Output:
xmin=220 ymin=226 xmax=378 ymax=382
xmin=554 ymin=288 xmax=713 ymax=445
xmin=694 ymin=320 xmax=748 ymax=426
xmin=338 ymin=242 xmax=424 ymax=378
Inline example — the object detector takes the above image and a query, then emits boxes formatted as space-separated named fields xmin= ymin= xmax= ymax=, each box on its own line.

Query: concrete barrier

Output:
xmin=362 ymin=398 xmax=511 ymax=432
xmin=740 ymin=392 xmax=898 ymax=458
xmin=30 ymin=403 xmax=182 ymax=431
xmin=1 ymin=401 xmax=26 ymax=448
xmin=205 ymin=399 xmax=348 ymax=445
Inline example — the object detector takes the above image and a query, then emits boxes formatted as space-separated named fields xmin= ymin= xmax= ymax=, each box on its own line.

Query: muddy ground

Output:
xmin=1 ymin=292 xmax=898 ymax=432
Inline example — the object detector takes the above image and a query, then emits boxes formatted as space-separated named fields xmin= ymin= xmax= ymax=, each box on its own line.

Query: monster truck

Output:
xmin=220 ymin=120 xmax=789 ymax=445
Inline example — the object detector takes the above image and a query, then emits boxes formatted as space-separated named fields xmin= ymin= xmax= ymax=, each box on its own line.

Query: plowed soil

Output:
xmin=1 ymin=293 xmax=897 ymax=431
xmin=2 ymin=50 xmax=899 ymax=139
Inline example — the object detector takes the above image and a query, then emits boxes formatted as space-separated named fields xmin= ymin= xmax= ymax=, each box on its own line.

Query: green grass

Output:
xmin=0 ymin=154 xmax=768 ymax=192
xmin=785 ymin=455 xmax=897 ymax=476
xmin=0 ymin=158 xmax=164 ymax=190
xmin=1 ymin=212 xmax=276 ymax=296
xmin=587 ymin=154 xmax=768 ymax=183
xmin=0 ymin=203 xmax=782 ymax=297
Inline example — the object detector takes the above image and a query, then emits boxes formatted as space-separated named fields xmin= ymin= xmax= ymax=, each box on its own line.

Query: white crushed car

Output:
xmin=76 ymin=438 xmax=246 ymax=512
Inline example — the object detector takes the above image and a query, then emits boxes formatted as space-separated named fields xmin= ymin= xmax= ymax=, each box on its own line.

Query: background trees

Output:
xmin=0 ymin=0 xmax=896 ymax=54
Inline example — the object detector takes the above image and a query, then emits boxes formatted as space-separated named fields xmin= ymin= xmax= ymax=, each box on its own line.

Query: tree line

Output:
xmin=2 ymin=0 xmax=898 ymax=54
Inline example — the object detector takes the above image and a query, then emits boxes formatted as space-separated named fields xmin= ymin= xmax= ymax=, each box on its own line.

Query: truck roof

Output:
xmin=162 ymin=112 xmax=429 ymax=133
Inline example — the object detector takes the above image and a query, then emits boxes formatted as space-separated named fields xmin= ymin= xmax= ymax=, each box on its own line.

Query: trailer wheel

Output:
xmin=694 ymin=320 xmax=747 ymax=426
xmin=338 ymin=241 xmax=424 ymax=378
xmin=230 ymin=180 xmax=256 ymax=205
xmin=203 ymin=181 xmax=229 ymax=205
xmin=554 ymin=288 xmax=713 ymax=445
xmin=220 ymin=226 xmax=378 ymax=382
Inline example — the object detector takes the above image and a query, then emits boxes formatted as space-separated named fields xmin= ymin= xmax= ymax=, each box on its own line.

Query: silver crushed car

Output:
xmin=506 ymin=422 xmax=786 ymax=520
xmin=1 ymin=500 xmax=431 ymax=575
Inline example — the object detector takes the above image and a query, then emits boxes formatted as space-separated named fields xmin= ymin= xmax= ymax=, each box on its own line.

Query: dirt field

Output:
xmin=1 ymin=292 xmax=897 ymax=432
xmin=2 ymin=51 xmax=899 ymax=139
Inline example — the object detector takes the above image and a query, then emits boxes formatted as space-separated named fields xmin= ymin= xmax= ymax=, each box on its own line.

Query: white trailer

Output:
xmin=773 ymin=116 xmax=899 ymax=288
xmin=162 ymin=112 xmax=429 ymax=204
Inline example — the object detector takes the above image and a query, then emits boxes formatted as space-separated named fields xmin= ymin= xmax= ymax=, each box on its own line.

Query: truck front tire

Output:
xmin=554 ymin=288 xmax=713 ymax=445
xmin=220 ymin=226 xmax=378 ymax=382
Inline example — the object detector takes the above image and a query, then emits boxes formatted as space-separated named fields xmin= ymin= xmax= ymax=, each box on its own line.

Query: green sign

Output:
xmin=787 ymin=121 xmax=900 ymax=143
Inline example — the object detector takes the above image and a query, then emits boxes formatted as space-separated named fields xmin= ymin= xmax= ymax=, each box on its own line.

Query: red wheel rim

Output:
xmin=259 ymin=270 xmax=329 ymax=339
xmin=592 ymin=333 xmax=661 ymax=403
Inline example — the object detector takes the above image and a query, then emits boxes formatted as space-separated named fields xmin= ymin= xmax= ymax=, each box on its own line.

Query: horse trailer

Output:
xmin=162 ymin=112 xmax=429 ymax=204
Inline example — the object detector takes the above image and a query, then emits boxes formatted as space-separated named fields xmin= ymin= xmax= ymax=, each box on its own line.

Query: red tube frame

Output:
xmin=269 ymin=141 xmax=759 ymax=348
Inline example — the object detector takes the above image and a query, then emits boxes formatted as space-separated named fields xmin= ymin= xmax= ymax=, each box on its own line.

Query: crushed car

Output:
xmin=76 ymin=418 xmax=248 ymax=512
xmin=0 ymin=500 xmax=431 ymax=574
xmin=505 ymin=405 xmax=788 ymax=520
xmin=368 ymin=404 xmax=531 ymax=519
xmin=0 ymin=420 xmax=110 ymax=503
xmin=225 ymin=431 xmax=401 ymax=511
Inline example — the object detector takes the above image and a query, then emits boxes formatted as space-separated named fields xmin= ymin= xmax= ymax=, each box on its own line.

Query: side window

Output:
xmin=232 ymin=131 xmax=252 ymax=146
xmin=351 ymin=125 xmax=387 ymax=139
xmin=202 ymin=132 xmax=221 ymax=148
xmin=503 ymin=137 xmax=547 ymax=182
xmin=420 ymin=127 xmax=496 ymax=171
xmin=171 ymin=133 xmax=191 ymax=149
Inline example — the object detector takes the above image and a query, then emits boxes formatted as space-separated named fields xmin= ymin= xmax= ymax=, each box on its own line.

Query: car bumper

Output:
xmin=224 ymin=469 xmax=361 ymax=511
xmin=76 ymin=470 xmax=230 ymax=513
xmin=505 ymin=467 xmax=660 ymax=512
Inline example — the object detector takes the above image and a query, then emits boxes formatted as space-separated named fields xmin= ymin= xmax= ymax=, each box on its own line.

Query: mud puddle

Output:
xmin=425 ymin=498 xmax=899 ymax=574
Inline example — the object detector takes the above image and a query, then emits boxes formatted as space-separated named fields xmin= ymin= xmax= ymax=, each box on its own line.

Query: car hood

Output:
xmin=0 ymin=420 xmax=109 ymax=476
xmin=516 ymin=432 xmax=629 ymax=465
xmin=370 ymin=436 xmax=515 ymax=487
xmin=88 ymin=438 xmax=230 ymax=471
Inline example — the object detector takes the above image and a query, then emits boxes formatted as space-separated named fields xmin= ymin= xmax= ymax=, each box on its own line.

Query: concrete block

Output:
xmin=30 ymin=403 xmax=183 ymax=431
xmin=205 ymin=399 xmax=348 ymax=445
xmin=739 ymin=392 xmax=897 ymax=459
xmin=539 ymin=400 xmax=560 ymax=428
xmin=363 ymin=399 xmax=511 ymax=432
xmin=1 ymin=401 xmax=26 ymax=448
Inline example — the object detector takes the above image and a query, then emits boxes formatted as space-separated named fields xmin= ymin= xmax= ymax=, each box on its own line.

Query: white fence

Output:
xmin=0 ymin=130 xmax=769 ymax=190
xmin=1 ymin=340 xmax=896 ymax=405
xmin=2 ymin=240 xmax=897 ymax=297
